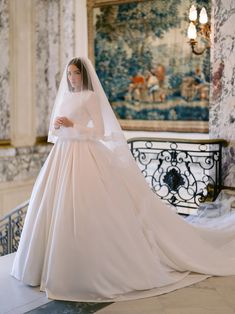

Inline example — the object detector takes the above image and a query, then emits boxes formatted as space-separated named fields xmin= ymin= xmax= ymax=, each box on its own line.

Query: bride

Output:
xmin=11 ymin=57 xmax=235 ymax=302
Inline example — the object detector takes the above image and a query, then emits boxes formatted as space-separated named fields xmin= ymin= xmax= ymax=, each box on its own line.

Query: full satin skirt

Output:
xmin=11 ymin=139 xmax=235 ymax=302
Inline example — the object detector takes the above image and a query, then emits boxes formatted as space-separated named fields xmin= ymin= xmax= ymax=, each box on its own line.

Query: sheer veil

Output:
xmin=48 ymin=57 xmax=133 ymax=164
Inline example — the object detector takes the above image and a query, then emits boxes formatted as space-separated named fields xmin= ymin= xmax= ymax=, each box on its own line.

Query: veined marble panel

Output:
xmin=35 ymin=0 xmax=75 ymax=137
xmin=60 ymin=0 xmax=75 ymax=69
xmin=35 ymin=0 xmax=49 ymax=137
xmin=47 ymin=0 xmax=60 ymax=133
xmin=210 ymin=0 xmax=235 ymax=186
xmin=0 ymin=144 xmax=51 ymax=182
xmin=0 ymin=0 xmax=10 ymax=140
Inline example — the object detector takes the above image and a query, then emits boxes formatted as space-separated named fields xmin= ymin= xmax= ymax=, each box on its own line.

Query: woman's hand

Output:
xmin=54 ymin=116 xmax=74 ymax=129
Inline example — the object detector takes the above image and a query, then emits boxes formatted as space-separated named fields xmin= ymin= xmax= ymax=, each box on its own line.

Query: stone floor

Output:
xmin=25 ymin=301 xmax=111 ymax=313
xmin=2 ymin=253 xmax=235 ymax=314
xmin=24 ymin=277 xmax=235 ymax=314
xmin=96 ymin=277 xmax=235 ymax=314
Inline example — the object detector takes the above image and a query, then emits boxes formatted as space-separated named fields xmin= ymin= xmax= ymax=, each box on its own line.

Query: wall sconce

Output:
xmin=187 ymin=4 xmax=211 ymax=55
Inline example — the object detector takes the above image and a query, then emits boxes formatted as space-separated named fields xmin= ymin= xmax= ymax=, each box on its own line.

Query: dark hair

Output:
xmin=67 ymin=58 xmax=93 ymax=91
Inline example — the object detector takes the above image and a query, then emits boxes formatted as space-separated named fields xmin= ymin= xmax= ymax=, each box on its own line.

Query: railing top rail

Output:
xmin=0 ymin=200 xmax=29 ymax=223
xmin=127 ymin=137 xmax=228 ymax=146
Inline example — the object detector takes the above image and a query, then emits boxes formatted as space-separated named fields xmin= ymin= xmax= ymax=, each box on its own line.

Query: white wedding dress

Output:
xmin=11 ymin=81 xmax=235 ymax=303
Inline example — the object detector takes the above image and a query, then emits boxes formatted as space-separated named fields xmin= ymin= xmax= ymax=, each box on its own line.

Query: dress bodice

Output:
xmin=59 ymin=93 xmax=90 ymax=126
xmin=52 ymin=91 xmax=104 ymax=140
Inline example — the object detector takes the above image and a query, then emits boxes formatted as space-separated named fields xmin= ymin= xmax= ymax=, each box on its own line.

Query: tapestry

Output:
xmin=93 ymin=0 xmax=211 ymax=132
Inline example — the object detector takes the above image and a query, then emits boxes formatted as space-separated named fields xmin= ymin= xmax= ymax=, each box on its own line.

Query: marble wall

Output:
xmin=210 ymin=0 xmax=235 ymax=187
xmin=0 ymin=0 xmax=10 ymax=140
xmin=0 ymin=0 xmax=76 ymax=182
xmin=0 ymin=143 xmax=52 ymax=217
xmin=0 ymin=0 xmax=80 ymax=215
xmin=0 ymin=144 xmax=51 ymax=182
xmin=0 ymin=0 xmax=77 ymax=141
xmin=60 ymin=0 xmax=75 ymax=67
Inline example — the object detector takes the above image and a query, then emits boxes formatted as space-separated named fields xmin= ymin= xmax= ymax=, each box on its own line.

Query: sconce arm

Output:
xmin=189 ymin=39 xmax=210 ymax=55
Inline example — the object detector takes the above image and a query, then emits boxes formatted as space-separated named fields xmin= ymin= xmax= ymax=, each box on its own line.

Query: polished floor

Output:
xmin=0 ymin=253 xmax=51 ymax=314
xmin=1 ymin=253 xmax=235 ymax=314
xmin=26 ymin=300 xmax=111 ymax=313
xmin=96 ymin=276 xmax=235 ymax=314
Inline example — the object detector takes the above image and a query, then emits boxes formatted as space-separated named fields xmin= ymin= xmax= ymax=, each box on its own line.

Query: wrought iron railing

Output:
xmin=128 ymin=137 xmax=227 ymax=214
xmin=0 ymin=201 xmax=29 ymax=256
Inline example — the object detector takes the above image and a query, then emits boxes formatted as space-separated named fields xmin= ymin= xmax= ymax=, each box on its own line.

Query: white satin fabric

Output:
xmin=11 ymin=91 xmax=235 ymax=302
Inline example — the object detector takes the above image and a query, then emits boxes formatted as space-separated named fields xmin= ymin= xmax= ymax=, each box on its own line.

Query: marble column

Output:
xmin=34 ymin=0 xmax=76 ymax=138
xmin=47 ymin=0 xmax=60 ymax=133
xmin=35 ymin=0 xmax=60 ymax=137
xmin=34 ymin=0 xmax=49 ymax=137
xmin=60 ymin=0 xmax=75 ymax=70
xmin=9 ymin=0 xmax=36 ymax=147
xmin=0 ymin=0 xmax=10 ymax=141
xmin=210 ymin=0 xmax=235 ymax=187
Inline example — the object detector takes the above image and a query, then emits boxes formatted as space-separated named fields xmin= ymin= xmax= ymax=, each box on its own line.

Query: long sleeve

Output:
xmin=85 ymin=92 xmax=105 ymax=137
xmin=72 ymin=92 xmax=105 ymax=138
xmin=51 ymin=91 xmax=105 ymax=141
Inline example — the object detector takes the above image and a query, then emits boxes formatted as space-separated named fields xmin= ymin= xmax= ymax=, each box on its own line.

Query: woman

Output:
xmin=11 ymin=57 xmax=235 ymax=302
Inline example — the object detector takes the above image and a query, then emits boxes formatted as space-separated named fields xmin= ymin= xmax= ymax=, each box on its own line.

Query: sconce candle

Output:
xmin=187 ymin=22 xmax=197 ymax=40
xmin=187 ymin=4 xmax=211 ymax=55
xmin=199 ymin=7 xmax=208 ymax=24
xmin=189 ymin=4 xmax=197 ymax=21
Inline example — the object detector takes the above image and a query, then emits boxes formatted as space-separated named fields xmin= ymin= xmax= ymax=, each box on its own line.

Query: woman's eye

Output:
xmin=67 ymin=70 xmax=80 ymax=76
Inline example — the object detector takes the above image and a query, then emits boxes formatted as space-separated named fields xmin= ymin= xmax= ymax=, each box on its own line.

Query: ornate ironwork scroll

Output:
xmin=0 ymin=201 xmax=28 ymax=256
xmin=128 ymin=137 xmax=227 ymax=214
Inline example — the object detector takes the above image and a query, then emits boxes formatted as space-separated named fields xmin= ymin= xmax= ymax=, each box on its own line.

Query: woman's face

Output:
xmin=67 ymin=64 xmax=82 ymax=91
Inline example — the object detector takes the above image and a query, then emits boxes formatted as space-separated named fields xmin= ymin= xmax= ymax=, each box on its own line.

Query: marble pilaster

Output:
xmin=210 ymin=0 xmax=235 ymax=187
xmin=60 ymin=0 xmax=75 ymax=70
xmin=35 ymin=0 xmax=61 ymax=137
xmin=35 ymin=0 xmax=49 ymax=137
xmin=0 ymin=0 xmax=10 ymax=140
xmin=47 ymin=0 xmax=60 ymax=132
xmin=35 ymin=0 xmax=75 ymax=138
